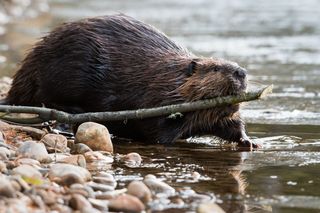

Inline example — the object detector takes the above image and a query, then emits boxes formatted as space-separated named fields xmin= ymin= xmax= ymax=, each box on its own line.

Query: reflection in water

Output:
xmin=114 ymin=140 xmax=253 ymax=212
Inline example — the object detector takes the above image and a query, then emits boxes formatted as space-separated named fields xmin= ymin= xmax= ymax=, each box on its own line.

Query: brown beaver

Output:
xmin=5 ymin=14 xmax=257 ymax=148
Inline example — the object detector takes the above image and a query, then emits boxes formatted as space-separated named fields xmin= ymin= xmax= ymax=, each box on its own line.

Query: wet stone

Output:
xmin=75 ymin=122 xmax=113 ymax=153
xmin=123 ymin=152 xmax=142 ymax=168
xmin=16 ymin=141 xmax=51 ymax=163
xmin=40 ymin=133 xmax=68 ymax=153
xmin=108 ymin=194 xmax=146 ymax=212
xmin=144 ymin=175 xmax=175 ymax=197
xmin=127 ymin=180 xmax=152 ymax=203
xmin=48 ymin=163 xmax=91 ymax=185
xmin=84 ymin=151 xmax=113 ymax=163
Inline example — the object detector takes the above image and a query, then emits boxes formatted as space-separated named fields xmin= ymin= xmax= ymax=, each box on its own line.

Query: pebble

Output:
xmin=108 ymin=194 xmax=145 ymax=212
xmin=0 ymin=161 xmax=7 ymax=173
xmin=36 ymin=189 xmax=58 ymax=205
xmin=16 ymin=141 xmax=51 ymax=163
xmin=127 ymin=181 xmax=152 ymax=203
xmin=70 ymin=143 xmax=92 ymax=154
xmin=88 ymin=198 xmax=109 ymax=211
xmin=0 ymin=147 xmax=11 ymax=160
xmin=144 ymin=175 xmax=175 ymax=197
xmin=15 ymin=158 xmax=41 ymax=167
xmin=69 ymin=183 xmax=95 ymax=198
xmin=40 ymin=134 xmax=68 ymax=153
xmin=75 ymin=122 xmax=113 ymax=153
xmin=197 ymin=203 xmax=226 ymax=213
xmin=83 ymin=151 xmax=113 ymax=163
xmin=87 ymin=181 xmax=115 ymax=192
xmin=0 ymin=175 xmax=16 ymax=198
xmin=48 ymin=163 xmax=91 ymax=185
xmin=92 ymin=173 xmax=117 ymax=189
xmin=69 ymin=194 xmax=93 ymax=210
xmin=192 ymin=171 xmax=201 ymax=180
xmin=57 ymin=154 xmax=87 ymax=168
xmin=123 ymin=152 xmax=142 ymax=168
xmin=12 ymin=164 xmax=42 ymax=179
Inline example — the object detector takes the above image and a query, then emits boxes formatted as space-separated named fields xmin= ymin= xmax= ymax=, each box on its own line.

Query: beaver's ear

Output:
xmin=186 ymin=60 xmax=198 ymax=76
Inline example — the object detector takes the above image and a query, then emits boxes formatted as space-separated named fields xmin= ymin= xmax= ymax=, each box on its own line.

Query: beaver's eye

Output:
xmin=186 ymin=61 xmax=197 ymax=76
xmin=213 ymin=66 xmax=221 ymax=72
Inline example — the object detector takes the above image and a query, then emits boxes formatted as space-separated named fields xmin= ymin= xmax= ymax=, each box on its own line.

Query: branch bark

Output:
xmin=0 ymin=85 xmax=273 ymax=124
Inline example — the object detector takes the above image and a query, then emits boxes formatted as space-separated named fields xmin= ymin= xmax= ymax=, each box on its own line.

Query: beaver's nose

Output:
xmin=234 ymin=68 xmax=247 ymax=79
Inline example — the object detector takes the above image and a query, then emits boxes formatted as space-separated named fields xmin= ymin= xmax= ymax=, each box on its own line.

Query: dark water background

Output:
xmin=1 ymin=0 xmax=320 ymax=212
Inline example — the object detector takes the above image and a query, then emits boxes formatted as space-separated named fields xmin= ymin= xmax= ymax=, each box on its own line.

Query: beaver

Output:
xmin=5 ymin=14 xmax=257 ymax=148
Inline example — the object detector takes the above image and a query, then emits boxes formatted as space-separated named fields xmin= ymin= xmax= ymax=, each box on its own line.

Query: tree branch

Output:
xmin=0 ymin=85 xmax=273 ymax=124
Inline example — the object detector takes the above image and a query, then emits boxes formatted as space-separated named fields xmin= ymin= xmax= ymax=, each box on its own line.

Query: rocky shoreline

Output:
xmin=0 ymin=77 xmax=224 ymax=212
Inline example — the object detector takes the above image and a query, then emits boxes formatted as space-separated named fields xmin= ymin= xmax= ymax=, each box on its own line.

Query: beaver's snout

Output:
xmin=233 ymin=67 xmax=247 ymax=80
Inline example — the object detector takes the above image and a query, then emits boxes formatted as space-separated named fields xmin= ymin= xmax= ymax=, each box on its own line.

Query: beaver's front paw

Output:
xmin=238 ymin=138 xmax=261 ymax=150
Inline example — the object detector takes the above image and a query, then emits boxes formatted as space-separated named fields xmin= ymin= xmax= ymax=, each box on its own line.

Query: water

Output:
xmin=1 ymin=0 xmax=320 ymax=212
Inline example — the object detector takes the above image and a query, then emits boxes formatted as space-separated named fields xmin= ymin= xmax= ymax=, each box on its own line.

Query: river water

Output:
xmin=0 ymin=0 xmax=320 ymax=212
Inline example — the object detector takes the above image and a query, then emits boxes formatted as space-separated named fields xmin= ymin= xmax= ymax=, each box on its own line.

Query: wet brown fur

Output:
xmin=5 ymin=14 xmax=253 ymax=146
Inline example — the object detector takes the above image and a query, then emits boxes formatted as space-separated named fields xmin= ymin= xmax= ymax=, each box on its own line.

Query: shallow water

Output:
xmin=1 ymin=0 xmax=320 ymax=212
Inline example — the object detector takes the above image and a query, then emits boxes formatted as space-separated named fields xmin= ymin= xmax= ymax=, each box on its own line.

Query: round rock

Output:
xmin=57 ymin=155 xmax=87 ymax=168
xmin=127 ymin=181 xmax=152 ymax=203
xmin=40 ymin=134 xmax=68 ymax=152
xmin=48 ymin=163 xmax=91 ymax=185
xmin=16 ymin=141 xmax=51 ymax=163
xmin=123 ymin=152 xmax=142 ymax=168
xmin=0 ymin=176 xmax=16 ymax=198
xmin=12 ymin=164 xmax=42 ymax=179
xmin=75 ymin=122 xmax=113 ymax=153
xmin=108 ymin=194 xmax=145 ymax=212
xmin=144 ymin=176 xmax=175 ymax=197
xmin=197 ymin=203 xmax=226 ymax=213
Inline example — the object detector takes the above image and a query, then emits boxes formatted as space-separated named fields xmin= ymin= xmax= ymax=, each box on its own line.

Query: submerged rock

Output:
xmin=144 ymin=175 xmax=175 ymax=197
xmin=123 ymin=152 xmax=142 ymax=168
xmin=75 ymin=122 xmax=113 ymax=153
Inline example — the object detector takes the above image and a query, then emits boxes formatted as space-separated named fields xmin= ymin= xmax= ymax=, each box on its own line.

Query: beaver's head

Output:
xmin=180 ymin=58 xmax=248 ymax=101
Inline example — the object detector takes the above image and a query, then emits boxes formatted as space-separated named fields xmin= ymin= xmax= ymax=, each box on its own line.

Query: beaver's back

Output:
xmin=7 ymin=14 xmax=192 ymax=112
